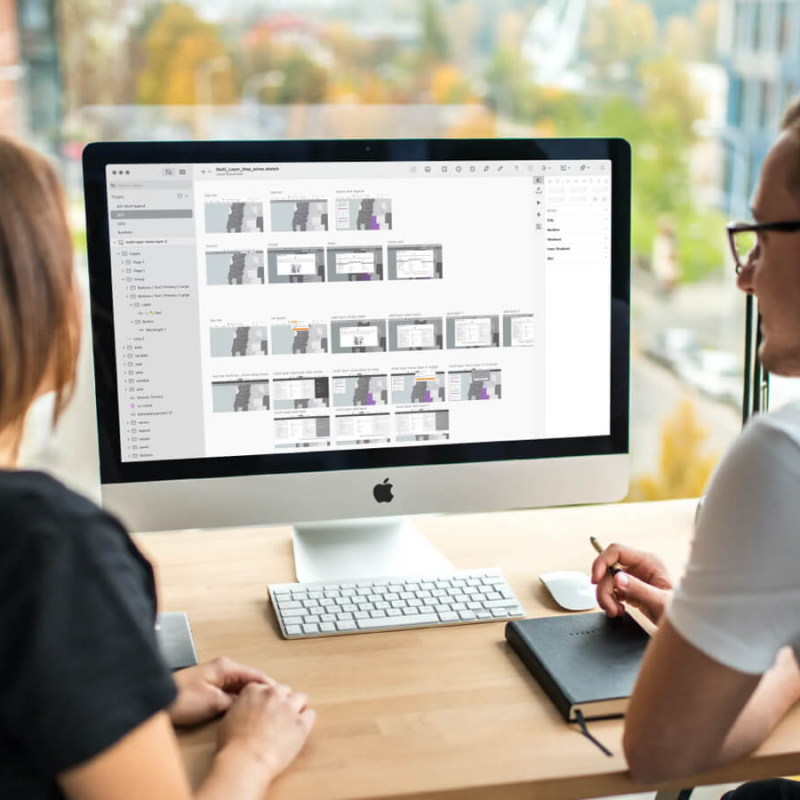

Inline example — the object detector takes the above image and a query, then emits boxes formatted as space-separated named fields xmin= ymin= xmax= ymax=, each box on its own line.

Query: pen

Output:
xmin=590 ymin=536 xmax=622 ymax=577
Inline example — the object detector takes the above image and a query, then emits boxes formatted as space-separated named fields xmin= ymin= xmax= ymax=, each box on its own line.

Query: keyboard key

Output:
xmin=387 ymin=608 xmax=402 ymax=617
xmin=420 ymin=606 xmax=436 ymax=614
xmin=402 ymin=606 xmax=422 ymax=615
xmin=357 ymin=613 xmax=439 ymax=630
xmin=279 ymin=600 xmax=302 ymax=610
xmin=435 ymin=604 xmax=451 ymax=613
xmin=391 ymin=600 xmax=407 ymax=608
xmin=309 ymin=591 xmax=323 ymax=599
xmin=337 ymin=620 xmax=357 ymax=631
xmin=492 ymin=609 xmax=509 ymax=618
xmin=452 ymin=579 xmax=466 ymax=587
xmin=451 ymin=602 xmax=466 ymax=611
xmin=459 ymin=610 xmax=476 ymax=621
xmin=439 ymin=611 xmax=458 ymax=622
xmin=467 ymin=602 xmax=483 ymax=610
xmin=336 ymin=612 xmax=354 ymax=621
xmin=286 ymin=625 xmax=302 ymax=635
xmin=406 ymin=583 xmax=420 ymax=591
xmin=308 ymin=606 xmax=324 ymax=615
xmin=305 ymin=615 xmax=320 ymax=623
xmin=303 ymin=623 xmax=320 ymax=633
xmin=477 ymin=610 xmax=492 ymax=619
xmin=354 ymin=611 xmax=370 ymax=619
xmin=384 ymin=592 xmax=399 ymax=601
xmin=418 ymin=590 xmax=432 ymax=599
xmin=321 ymin=614 xmax=336 ymax=622
xmin=454 ymin=594 xmax=470 ymax=604
xmin=357 ymin=587 xmax=371 ymax=596
xmin=283 ymin=616 xmax=303 ymax=626
xmin=407 ymin=599 xmax=422 ymax=607
xmin=342 ymin=603 xmax=358 ymax=612
xmin=486 ymin=592 xmax=503 ymax=601
xmin=420 ymin=582 xmax=435 ymax=590
xmin=375 ymin=601 xmax=390 ymax=609
xmin=400 ymin=591 xmax=415 ymax=600
xmin=432 ymin=589 xmax=447 ymax=598
xmin=368 ymin=594 xmax=383 ymax=603
xmin=320 ymin=622 xmax=336 ymax=632
xmin=483 ymin=576 xmax=504 ymax=585
xmin=370 ymin=610 xmax=387 ymax=618
xmin=484 ymin=599 xmax=520 ymax=609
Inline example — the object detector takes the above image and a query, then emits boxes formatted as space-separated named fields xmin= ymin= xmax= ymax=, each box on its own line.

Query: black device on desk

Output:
xmin=506 ymin=612 xmax=650 ymax=722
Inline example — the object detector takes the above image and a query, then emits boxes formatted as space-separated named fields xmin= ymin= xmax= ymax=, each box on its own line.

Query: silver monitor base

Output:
xmin=292 ymin=516 xmax=454 ymax=583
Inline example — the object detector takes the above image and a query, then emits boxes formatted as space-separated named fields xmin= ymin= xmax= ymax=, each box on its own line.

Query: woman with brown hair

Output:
xmin=0 ymin=136 xmax=314 ymax=798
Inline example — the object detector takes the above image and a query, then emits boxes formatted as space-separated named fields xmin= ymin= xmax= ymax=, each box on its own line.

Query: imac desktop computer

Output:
xmin=83 ymin=138 xmax=630 ymax=637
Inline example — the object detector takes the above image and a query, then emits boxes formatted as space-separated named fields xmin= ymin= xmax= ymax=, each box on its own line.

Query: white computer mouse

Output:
xmin=538 ymin=570 xmax=597 ymax=611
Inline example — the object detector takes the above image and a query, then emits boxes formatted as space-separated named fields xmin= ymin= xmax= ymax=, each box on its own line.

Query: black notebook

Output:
xmin=505 ymin=612 xmax=650 ymax=722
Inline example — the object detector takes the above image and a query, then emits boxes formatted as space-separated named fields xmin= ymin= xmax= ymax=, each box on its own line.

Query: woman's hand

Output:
xmin=216 ymin=682 xmax=315 ymax=786
xmin=169 ymin=658 xmax=273 ymax=727
xmin=591 ymin=543 xmax=674 ymax=625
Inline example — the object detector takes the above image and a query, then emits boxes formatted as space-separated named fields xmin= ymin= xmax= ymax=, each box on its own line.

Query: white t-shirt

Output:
xmin=667 ymin=402 xmax=800 ymax=675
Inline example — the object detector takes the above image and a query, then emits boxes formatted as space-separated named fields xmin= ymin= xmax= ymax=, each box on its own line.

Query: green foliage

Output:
xmin=420 ymin=0 xmax=449 ymax=63
xmin=675 ymin=207 xmax=727 ymax=282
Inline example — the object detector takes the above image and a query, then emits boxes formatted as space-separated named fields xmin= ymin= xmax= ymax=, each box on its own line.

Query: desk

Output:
xmin=136 ymin=499 xmax=800 ymax=800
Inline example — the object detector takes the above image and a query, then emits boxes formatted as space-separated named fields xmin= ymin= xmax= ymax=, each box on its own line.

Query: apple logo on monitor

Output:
xmin=373 ymin=478 xmax=394 ymax=503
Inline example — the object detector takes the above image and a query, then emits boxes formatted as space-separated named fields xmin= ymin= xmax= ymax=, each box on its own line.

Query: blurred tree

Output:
xmin=430 ymin=63 xmax=474 ymax=104
xmin=665 ymin=16 xmax=699 ymax=60
xmin=628 ymin=398 xmax=718 ymax=501
xmin=583 ymin=0 xmax=657 ymax=79
xmin=695 ymin=0 xmax=720 ymax=61
xmin=485 ymin=44 xmax=534 ymax=121
xmin=58 ymin=0 xmax=131 ymax=112
xmin=137 ymin=2 xmax=234 ymax=105
xmin=420 ymin=0 xmax=449 ymax=63
xmin=240 ymin=20 xmax=329 ymax=105
xmin=443 ymin=0 xmax=480 ymax=70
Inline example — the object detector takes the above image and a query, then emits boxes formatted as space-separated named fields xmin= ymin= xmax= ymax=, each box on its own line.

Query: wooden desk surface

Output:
xmin=136 ymin=499 xmax=800 ymax=800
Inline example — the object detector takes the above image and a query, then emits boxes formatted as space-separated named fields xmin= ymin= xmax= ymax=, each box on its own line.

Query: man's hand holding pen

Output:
xmin=590 ymin=541 xmax=674 ymax=625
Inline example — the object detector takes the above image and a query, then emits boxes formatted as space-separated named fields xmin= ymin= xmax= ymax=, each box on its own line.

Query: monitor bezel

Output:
xmin=83 ymin=138 xmax=630 ymax=486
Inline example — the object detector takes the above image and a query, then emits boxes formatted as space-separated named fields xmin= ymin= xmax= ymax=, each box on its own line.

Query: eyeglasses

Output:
xmin=727 ymin=220 xmax=800 ymax=274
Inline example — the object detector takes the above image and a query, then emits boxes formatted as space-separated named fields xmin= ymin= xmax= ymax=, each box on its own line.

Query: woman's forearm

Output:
xmin=196 ymin=747 xmax=274 ymax=800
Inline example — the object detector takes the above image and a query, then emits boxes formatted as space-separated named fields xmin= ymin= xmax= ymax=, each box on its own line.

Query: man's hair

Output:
xmin=781 ymin=94 xmax=800 ymax=201
xmin=0 ymin=136 xmax=80 ymax=445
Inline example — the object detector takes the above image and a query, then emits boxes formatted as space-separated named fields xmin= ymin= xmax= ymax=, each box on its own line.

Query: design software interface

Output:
xmin=106 ymin=159 xmax=611 ymax=461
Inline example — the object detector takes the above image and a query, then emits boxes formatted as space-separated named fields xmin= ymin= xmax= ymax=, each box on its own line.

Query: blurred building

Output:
xmin=0 ymin=0 xmax=21 ymax=135
xmin=16 ymin=0 xmax=63 ymax=156
xmin=718 ymin=0 xmax=800 ymax=216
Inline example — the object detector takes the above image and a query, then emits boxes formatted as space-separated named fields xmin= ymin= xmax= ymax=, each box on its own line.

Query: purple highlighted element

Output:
xmin=424 ymin=390 xmax=433 ymax=402
xmin=369 ymin=215 xmax=379 ymax=230
xmin=366 ymin=393 xmax=376 ymax=405
xmin=481 ymin=388 xmax=490 ymax=400
xmin=130 ymin=404 xmax=135 ymax=409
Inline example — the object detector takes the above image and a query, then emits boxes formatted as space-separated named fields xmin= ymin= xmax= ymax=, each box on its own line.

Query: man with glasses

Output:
xmin=591 ymin=95 xmax=800 ymax=798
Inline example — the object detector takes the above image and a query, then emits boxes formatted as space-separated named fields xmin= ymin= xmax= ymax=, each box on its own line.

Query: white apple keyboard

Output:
xmin=268 ymin=568 xmax=525 ymax=639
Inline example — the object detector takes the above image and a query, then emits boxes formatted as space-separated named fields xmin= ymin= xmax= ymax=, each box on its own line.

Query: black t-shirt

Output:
xmin=0 ymin=470 xmax=177 ymax=799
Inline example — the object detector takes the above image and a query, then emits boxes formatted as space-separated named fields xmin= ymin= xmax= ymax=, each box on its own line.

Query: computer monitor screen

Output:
xmin=84 ymin=139 xmax=629 ymax=535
